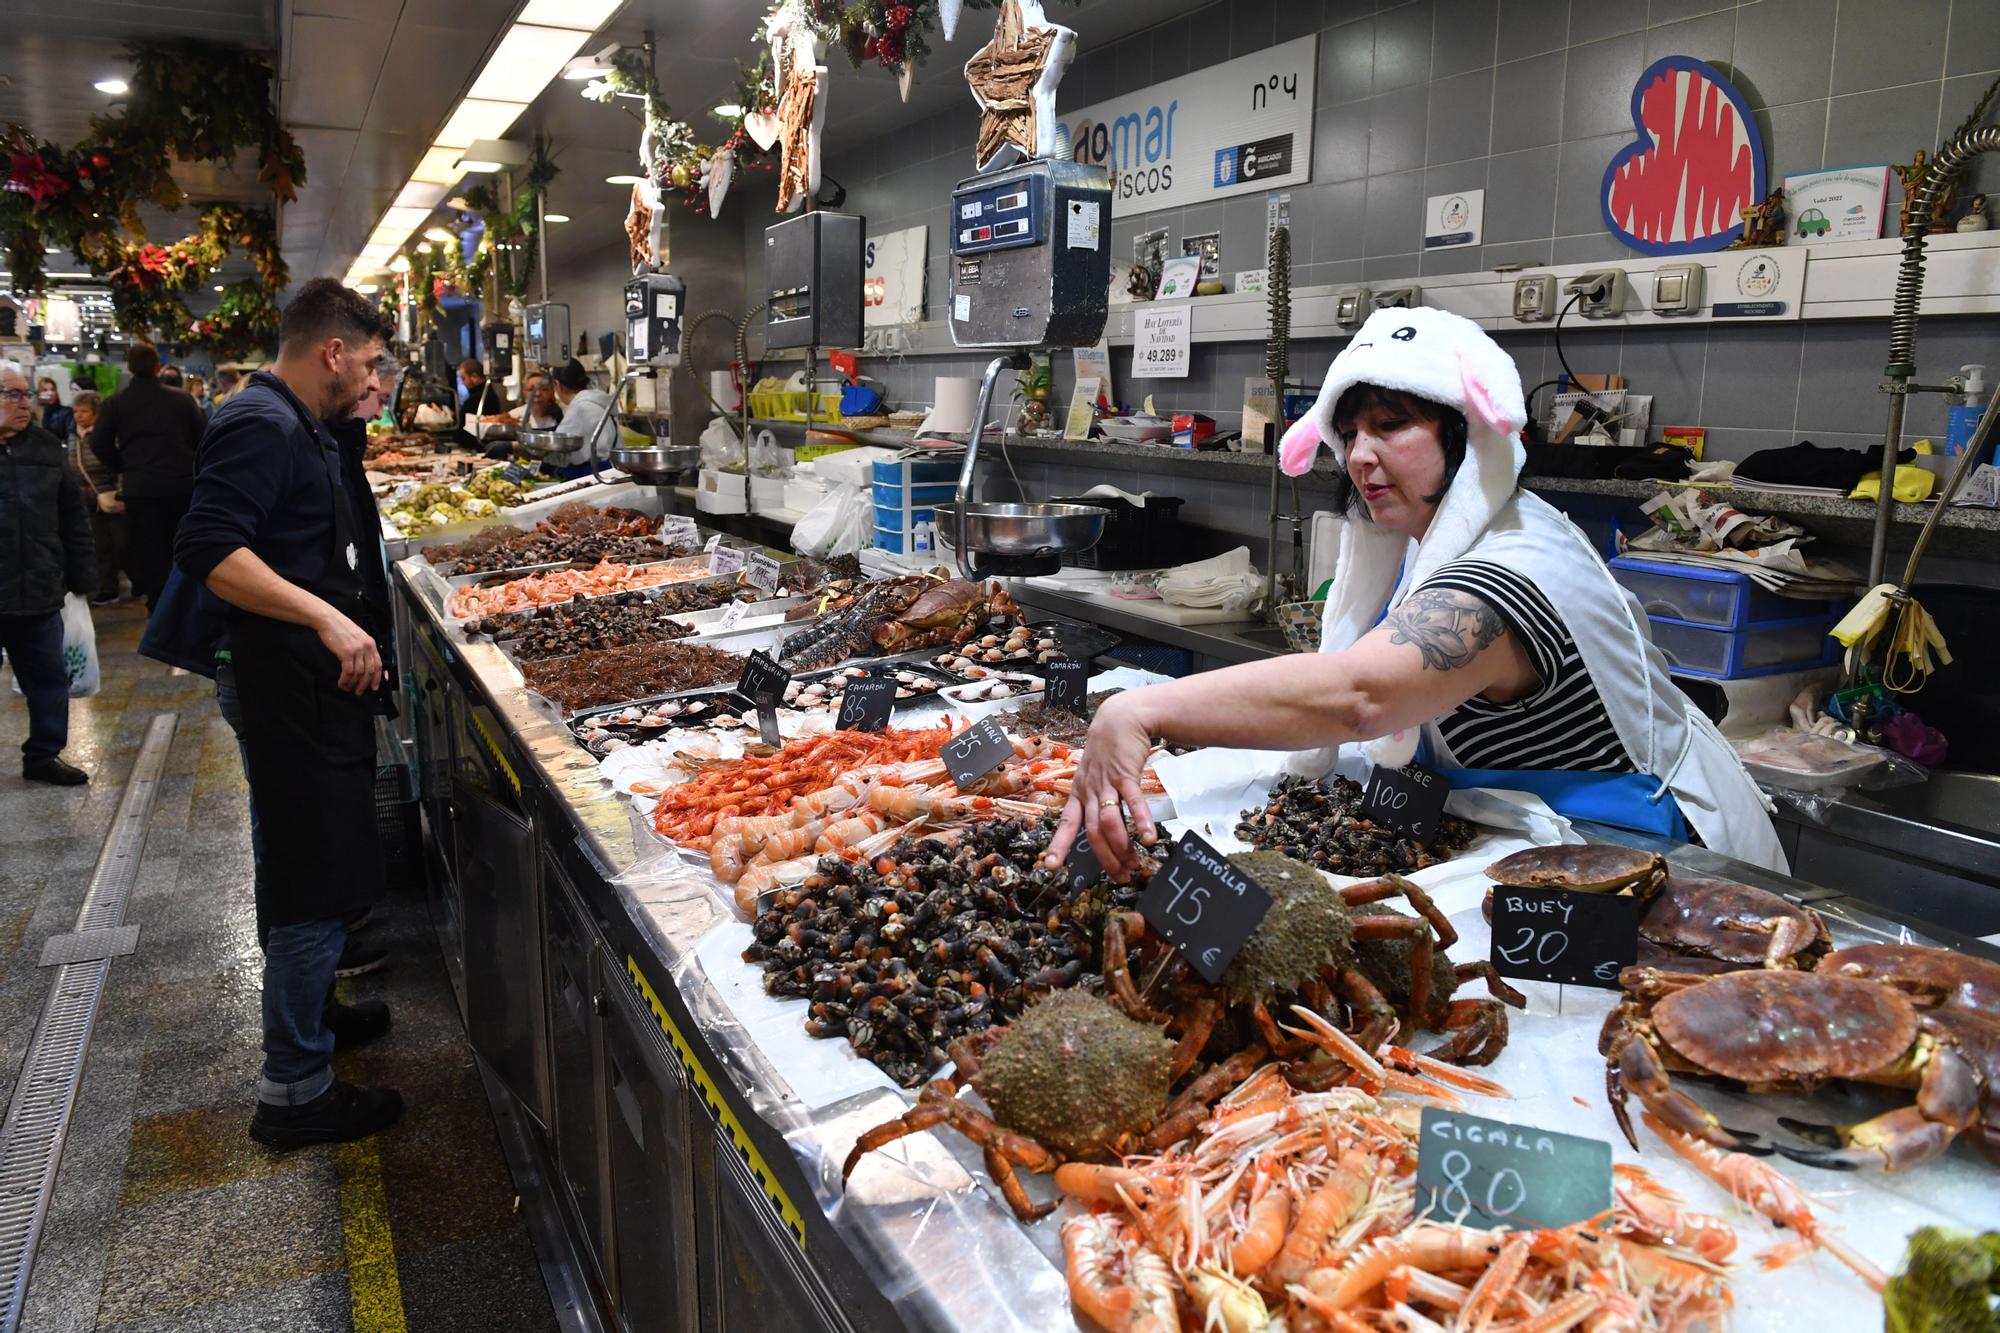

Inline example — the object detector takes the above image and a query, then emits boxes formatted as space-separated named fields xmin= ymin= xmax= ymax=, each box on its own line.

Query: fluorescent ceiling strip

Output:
xmin=379 ymin=206 xmax=433 ymax=232
xmin=393 ymin=181 xmax=449 ymax=209
xmin=409 ymin=145 xmax=469 ymax=186
xmin=515 ymin=0 xmax=625 ymax=30
xmin=435 ymin=98 xmax=527 ymax=149
xmin=466 ymin=24 xmax=592 ymax=101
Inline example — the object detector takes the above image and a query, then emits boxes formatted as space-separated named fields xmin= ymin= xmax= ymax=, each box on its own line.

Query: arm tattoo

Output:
xmin=1383 ymin=587 xmax=1507 ymax=672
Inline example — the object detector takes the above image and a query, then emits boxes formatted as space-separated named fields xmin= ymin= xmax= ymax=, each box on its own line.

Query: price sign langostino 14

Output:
xmin=1488 ymin=885 xmax=1639 ymax=990
xmin=1136 ymin=831 xmax=1273 ymax=985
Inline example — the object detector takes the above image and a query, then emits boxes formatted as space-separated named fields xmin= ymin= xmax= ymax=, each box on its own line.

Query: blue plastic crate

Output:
xmin=873 ymin=524 xmax=942 ymax=554
xmin=873 ymin=501 xmax=939 ymax=531
xmin=1647 ymin=613 xmax=1841 ymax=680
xmin=872 ymin=457 xmax=961 ymax=486
xmin=1613 ymin=555 xmax=1847 ymax=629
xmin=872 ymin=480 xmax=958 ymax=509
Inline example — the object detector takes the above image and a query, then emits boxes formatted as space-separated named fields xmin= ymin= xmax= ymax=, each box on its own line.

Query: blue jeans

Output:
xmin=0 ymin=611 xmax=70 ymax=766
xmin=259 ymin=916 xmax=348 ymax=1104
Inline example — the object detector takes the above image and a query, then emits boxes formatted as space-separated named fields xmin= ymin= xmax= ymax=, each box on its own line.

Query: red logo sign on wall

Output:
xmin=1601 ymin=56 xmax=1767 ymax=255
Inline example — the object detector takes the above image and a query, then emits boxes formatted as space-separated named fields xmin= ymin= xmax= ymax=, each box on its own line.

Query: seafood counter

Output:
xmin=391 ymin=540 xmax=2000 ymax=1333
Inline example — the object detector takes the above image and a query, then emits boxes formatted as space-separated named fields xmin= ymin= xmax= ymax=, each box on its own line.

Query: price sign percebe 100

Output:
xmin=1363 ymin=759 xmax=1452 ymax=844
xmin=1136 ymin=831 xmax=1273 ymax=984
xmin=1417 ymin=1108 xmax=1611 ymax=1231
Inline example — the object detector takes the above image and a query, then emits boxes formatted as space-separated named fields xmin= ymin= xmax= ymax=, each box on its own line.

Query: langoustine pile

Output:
xmin=1054 ymin=1056 xmax=1742 ymax=1333
xmin=447 ymin=558 xmax=702 ymax=618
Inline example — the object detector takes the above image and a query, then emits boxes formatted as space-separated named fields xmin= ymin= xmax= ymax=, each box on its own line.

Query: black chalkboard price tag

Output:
xmin=941 ymin=717 xmax=1015 ymax=789
xmin=1364 ymin=759 xmax=1453 ymax=844
xmin=755 ymin=691 xmax=782 ymax=747
xmin=1044 ymin=656 xmax=1090 ymax=716
xmin=1136 ymin=831 xmax=1274 ymax=985
xmin=1488 ymin=885 xmax=1639 ymax=989
xmin=736 ymin=651 xmax=791 ymax=710
xmin=1060 ymin=828 xmax=1105 ymax=891
xmin=835 ymin=677 xmax=898 ymax=732
xmin=1417 ymin=1108 xmax=1612 ymax=1231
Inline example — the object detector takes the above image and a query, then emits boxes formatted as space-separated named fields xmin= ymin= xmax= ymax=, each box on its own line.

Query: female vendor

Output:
xmin=547 ymin=358 xmax=617 ymax=477
xmin=1048 ymin=307 xmax=1784 ymax=876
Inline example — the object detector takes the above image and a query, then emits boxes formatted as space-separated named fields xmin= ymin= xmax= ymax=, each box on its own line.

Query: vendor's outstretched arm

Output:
xmin=1047 ymin=586 xmax=1531 ymax=873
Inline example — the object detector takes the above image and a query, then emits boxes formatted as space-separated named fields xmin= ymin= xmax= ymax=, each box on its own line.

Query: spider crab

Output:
xmin=1601 ymin=966 xmax=2000 ymax=1171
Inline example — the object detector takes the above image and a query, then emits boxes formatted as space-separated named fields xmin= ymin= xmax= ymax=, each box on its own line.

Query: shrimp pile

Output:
xmin=649 ymin=722 xmax=960 ymax=850
xmin=446 ymin=558 xmax=697 ymax=618
xmin=1057 ymin=1066 xmax=1739 ymax=1333
xmin=709 ymin=743 xmax=1115 ymax=908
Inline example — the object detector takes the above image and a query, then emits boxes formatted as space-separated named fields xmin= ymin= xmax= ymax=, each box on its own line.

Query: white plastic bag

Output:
xmin=790 ymin=484 xmax=869 ymax=559
xmin=60 ymin=594 xmax=100 ymax=697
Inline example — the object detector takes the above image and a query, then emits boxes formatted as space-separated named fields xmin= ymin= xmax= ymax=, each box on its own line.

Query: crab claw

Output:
xmin=1773 ymin=1144 xmax=1864 ymax=1172
xmin=1775 ymin=1116 xmax=1842 ymax=1148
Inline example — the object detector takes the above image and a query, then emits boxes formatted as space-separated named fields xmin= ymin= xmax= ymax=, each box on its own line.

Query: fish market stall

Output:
xmin=391 ymin=512 xmax=2000 ymax=1333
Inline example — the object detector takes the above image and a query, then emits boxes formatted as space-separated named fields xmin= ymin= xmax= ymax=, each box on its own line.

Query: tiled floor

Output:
xmin=1 ymin=602 xmax=557 ymax=1332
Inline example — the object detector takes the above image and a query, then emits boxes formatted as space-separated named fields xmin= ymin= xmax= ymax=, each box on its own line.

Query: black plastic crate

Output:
xmin=374 ymin=765 xmax=423 ymax=887
xmin=1051 ymin=495 xmax=1185 ymax=570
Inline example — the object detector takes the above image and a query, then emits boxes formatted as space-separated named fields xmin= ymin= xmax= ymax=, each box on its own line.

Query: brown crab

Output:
xmin=1638 ymin=877 xmax=1832 ymax=973
xmin=871 ymin=578 xmax=1022 ymax=653
xmin=1601 ymin=966 xmax=1997 ymax=1172
xmin=1488 ymin=845 xmax=1669 ymax=895
xmin=1816 ymin=943 xmax=2000 ymax=1017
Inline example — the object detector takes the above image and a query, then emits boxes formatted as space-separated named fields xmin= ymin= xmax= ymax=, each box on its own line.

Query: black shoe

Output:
xmin=347 ymin=907 xmax=377 ymax=935
xmin=334 ymin=938 xmax=389 ymax=978
xmin=22 ymin=759 xmax=87 ymax=786
xmin=89 ymin=594 xmax=117 ymax=606
xmin=326 ymin=998 xmax=392 ymax=1051
xmin=249 ymin=1080 xmax=404 ymax=1151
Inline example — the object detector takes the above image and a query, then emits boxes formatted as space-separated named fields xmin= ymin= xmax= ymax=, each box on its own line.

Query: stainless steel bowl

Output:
xmin=938 ymin=502 xmax=1107 ymax=557
xmin=611 ymin=444 xmax=703 ymax=480
xmin=515 ymin=428 xmax=571 ymax=457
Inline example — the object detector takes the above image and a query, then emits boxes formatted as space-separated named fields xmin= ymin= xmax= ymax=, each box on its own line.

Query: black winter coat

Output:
xmin=1 ymin=423 xmax=96 ymax=616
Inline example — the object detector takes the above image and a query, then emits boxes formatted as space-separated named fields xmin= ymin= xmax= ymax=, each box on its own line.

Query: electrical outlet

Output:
xmin=1373 ymin=285 xmax=1422 ymax=310
xmin=1651 ymin=262 xmax=1703 ymax=316
xmin=1334 ymin=288 xmax=1372 ymax=327
xmin=1512 ymin=274 xmax=1556 ymax=321
xmin=1566 ymin=268 xmax=1627 ymax=318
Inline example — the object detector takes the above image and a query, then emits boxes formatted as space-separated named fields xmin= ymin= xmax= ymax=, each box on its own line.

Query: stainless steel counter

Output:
xmin=393 ymin=560 xmax=2000 ymax=1333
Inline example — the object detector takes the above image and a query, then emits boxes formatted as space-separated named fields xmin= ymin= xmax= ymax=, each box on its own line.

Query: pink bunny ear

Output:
xmin=1459 ymin=351 xmax=1523 ymax=438
xmin=1278 ymin=414 xmax=1324 ymax=476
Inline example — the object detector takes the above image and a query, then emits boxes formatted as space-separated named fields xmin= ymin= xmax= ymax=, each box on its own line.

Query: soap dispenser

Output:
xmin=1946 ymin=363 xmax=1987 ymax=456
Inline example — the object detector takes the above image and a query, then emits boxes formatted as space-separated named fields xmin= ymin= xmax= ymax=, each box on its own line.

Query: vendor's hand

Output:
xmin=316 ymin=607 xmax=385 ymax=695
xmin=1044 ymin=690 xmax=1158 ymax=878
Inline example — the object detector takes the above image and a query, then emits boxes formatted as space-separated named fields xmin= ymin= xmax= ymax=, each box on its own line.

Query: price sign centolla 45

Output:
xmin=1136 ymin=831 xmax=1273 ymax=984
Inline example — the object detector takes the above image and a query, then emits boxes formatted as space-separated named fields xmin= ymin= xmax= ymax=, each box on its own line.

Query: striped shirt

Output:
xmin=1417 ymin=561 xmax=1629 ymax=773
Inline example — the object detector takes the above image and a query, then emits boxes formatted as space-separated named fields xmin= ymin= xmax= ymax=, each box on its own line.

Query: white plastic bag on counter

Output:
xmin=791 ymin=484 xmax=869 ymax=559
xmin=699 ymin=415 xmax=741 ymax=470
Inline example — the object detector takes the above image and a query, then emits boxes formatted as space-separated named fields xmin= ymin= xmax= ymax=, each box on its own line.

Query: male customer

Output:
xmin=453 ymin=357 xmax=504 ymax=440
xmin=171 ymin=279 xmax=402 ymax=1148
xmin=90 ymin=342 xmax=205 ymax=610
xmin=0 ymin=362 xmax=95 ymax=785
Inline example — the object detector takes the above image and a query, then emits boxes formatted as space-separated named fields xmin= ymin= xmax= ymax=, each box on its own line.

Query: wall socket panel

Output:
xmin=1567 ymin=268 xmax=1628 ymax=317
xmin=1512 ymin=274 xmax=1556 ymax=321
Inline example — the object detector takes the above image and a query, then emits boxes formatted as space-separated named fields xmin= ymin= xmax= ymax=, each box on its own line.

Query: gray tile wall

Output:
xmin=732 ymin=0 xmax=2000 ymax=469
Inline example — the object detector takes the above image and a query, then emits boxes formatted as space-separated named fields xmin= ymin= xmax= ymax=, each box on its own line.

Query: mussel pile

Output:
xmin=1236 ymin=774 xmax=1477 ymax=875
xmin=744 ymin=818 xmax=1144 ymax=1087
xmin=521 ymin=639 xmax=748 ymax=713
xmin=469 ymin=590 xmax=697 ymax=659
xmin=427 ymin=503 xmax=688 ymax=575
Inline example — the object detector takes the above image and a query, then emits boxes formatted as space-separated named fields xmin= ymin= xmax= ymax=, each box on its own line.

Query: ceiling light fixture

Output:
xmin=213 ymin=284 xmax=225 ymax=292
xmin=606 ymin=174 xmax=644 ymax=186
xmin=454 ymin=159 xmax=505 ymax=174
xmin=93 ymin=78 xmax=128 ymax=95
xmin=516 ymin=0 xmax=625 ymax=27
xmin=713 ymin=103 xmax=744 ymax=118
xmin=561 ymin=41 xmax=625 ymax=80
xmin=409 ymin=146 xmax=470 ymax=186
xmin=542 ymin=213 xmax=571 ymax=223
xmin=435 ymin=99 xmax=527 ymax=150
xmin=355 ymin=283 xmax=381 ymax=295
xmin=389 ymin=255 xmax=411 ymax=273
xmin=423 ymin=226 xmax=457 ymax=243
xmin=393 ymin=181 xmax=449 ymax=210
xmin=467 ymin=26 xmax=581 ymax=101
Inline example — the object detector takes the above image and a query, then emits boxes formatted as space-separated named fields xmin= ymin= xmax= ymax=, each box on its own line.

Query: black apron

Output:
xmin=229 ymin=408 xmax=386 ymax=933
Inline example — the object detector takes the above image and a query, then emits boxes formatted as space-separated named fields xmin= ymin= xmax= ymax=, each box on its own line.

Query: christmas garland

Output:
xmin=1 ymin=38 xmax=300 ymax=347
xmin=184 ymin=281 xmax=282 ymax=361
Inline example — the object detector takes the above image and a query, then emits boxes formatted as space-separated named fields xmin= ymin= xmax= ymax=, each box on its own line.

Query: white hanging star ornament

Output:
xmin=939 ymin=0 xmax=964 ymax=41
xmin=964 ymin=0 xmax=1075 ymax=174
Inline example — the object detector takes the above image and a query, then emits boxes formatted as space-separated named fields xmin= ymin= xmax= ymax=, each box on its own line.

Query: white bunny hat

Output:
xmin=1277 ymin=306 xmax=1529 ymax=768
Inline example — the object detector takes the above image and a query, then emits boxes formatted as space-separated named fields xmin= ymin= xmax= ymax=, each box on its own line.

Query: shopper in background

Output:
xmin=35 ymin=377 xmax=73 ymax=443
xmin=185 ymin=373 xmax=209 ymax=413
xmin=548 ymin=358 xmax=615 ymax=477
xmin=213 ymin=366 xmax=243 ymax=407
xmin=167 ymin=278 xmax=403 ymax=1150
xmin=453 ymin=357 xmax=503 ymax=432
xmin=89 ymin=342 xmax=206 ymax=610
xmin=66 ymin=391 xmax=127 ymax=604
xmin=158 ymin=366 xmax=184 ymax=389
xmin=0 ymin=362 xmax=96 ymax=786
xmin=495 ymin=368 xmax=561 ymax=429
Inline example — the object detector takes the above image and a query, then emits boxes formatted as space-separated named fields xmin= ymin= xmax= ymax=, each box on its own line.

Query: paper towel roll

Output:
xmin=917 ymin=377 xmax=979 ymax=438
xmin=709 ymin=370 xmax=740 ymax=413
